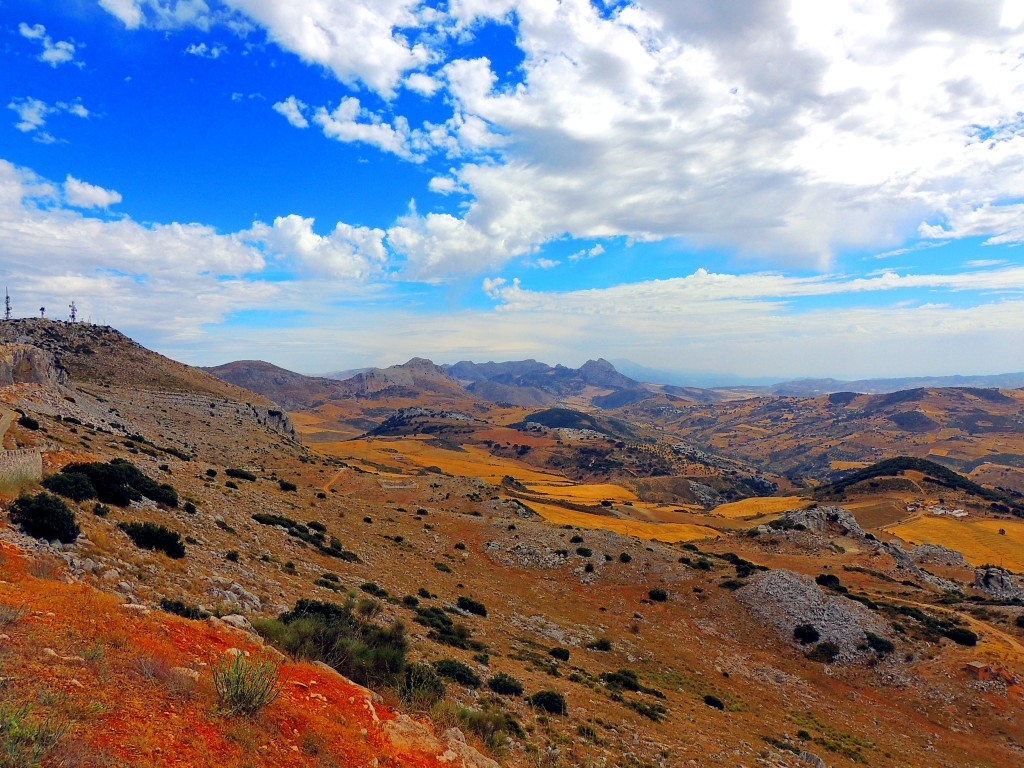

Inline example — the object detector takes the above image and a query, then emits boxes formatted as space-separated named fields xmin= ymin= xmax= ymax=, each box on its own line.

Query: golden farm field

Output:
xmin=524 ymin=482 xmax=639 ymax=503
xmin=319 ymin=437 xmax=563 ymax=484
xmin=710 ymin=496 xmax=809 ymax=519
xmin=886 ymin=516 xmax=1024 ymax=572
xmin=515 ymin=499 xmax=720 ymax=543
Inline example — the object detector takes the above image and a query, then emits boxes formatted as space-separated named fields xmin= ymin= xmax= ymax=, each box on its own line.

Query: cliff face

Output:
xmin=0 ymin=343 xmax=67 ymax=387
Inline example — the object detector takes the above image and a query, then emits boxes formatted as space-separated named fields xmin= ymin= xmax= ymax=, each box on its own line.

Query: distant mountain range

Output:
xmin=211 ymin=356 xmax=1024 ymax=416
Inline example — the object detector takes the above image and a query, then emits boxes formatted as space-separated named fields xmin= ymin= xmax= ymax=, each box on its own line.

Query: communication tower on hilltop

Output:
xmin=4 ymin=288 xmax=10 ymax=321
xmin=69 ymin=301 xmax=77 ymax=322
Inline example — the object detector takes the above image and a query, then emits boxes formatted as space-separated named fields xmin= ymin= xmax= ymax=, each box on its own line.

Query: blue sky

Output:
xmin=2 ymin=0 xmax=1024 ymax=380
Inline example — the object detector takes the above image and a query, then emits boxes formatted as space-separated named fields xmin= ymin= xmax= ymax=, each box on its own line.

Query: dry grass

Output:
xmin=524 ymin=482 xmax=638 ymax=503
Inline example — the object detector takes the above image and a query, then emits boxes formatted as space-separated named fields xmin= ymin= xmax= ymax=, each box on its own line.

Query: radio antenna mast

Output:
xmin=68 ymin=300 xmax=77 ymax=322
xmin=4 ymin=288 xmax=10 ymax=321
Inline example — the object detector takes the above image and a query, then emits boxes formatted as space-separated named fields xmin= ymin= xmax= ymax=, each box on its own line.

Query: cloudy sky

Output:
xmin=2 ymin=0 xmax=1024 ymax=380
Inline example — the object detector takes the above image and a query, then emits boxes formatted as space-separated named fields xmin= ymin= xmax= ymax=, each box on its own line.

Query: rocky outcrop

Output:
xmin=383 ymin=715 xmax=499 ymax=768
xmin=911 ymin=543 xmax=969 ymax=568
xmin=736 ymin=569 xmax=890 ymax=659
xmin=973 ymin=567 xmax=1024 ymax=600
xmin=0 ymin=344 xmax=67 ymax=387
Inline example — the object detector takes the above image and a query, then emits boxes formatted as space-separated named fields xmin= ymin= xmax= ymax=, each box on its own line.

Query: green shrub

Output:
xmin=118 ymin=521 xmax=185 ymax=558
xmin=0 ymin=698 xmax=71 ymax=766
xmin=59 ymin=459 xmax=177 ymax=507
xmin=549 ymin=647 xmax=570 ymax=662
xmin=9 ymin=492 xmax=80 ymax=543
xmin=92 ymin=503 xmax=109 ymax=517
xmin=626 ymin=698 xmax=667 ymax=721
xmin=183 ymin=501 xmax=198 ymax=515
xmin=434 ymin=562 xmax=452 ymax=573
xmin=225 ymin=468 xmax=257 ymax=481
xmin=487 ymin=672 xmax=524 ymax=696
xmin=1016 ymin=614 xmax=1024 ymax=629
xmin=213 ymin=650 xmax=283 ymax=716
xmin=586 ymin=638 xmax=612 ymax=652
xmin=457 ymin=596 xmax=488 ymax=617
xmin=360 ymin=582 xmax=388 ymax=598
xmin=433 ymin=658 xmax=481 ymax=687
xmin=943 ymin=627 xmax=978 ymax=646
xmin=529 ymin=690 xmax=567 ymax=715
xmin=255 ymin=599 xmax=407 ymax=689
xmin=648 ymin=588 xmax=668 ymax=602
xmin=702 ymin=694 xmax=725 ymax=710
xmin=16 ymin=414 xmax=39 ymax=430
xmin=41 ymin=472 xmax=95 ymax=502
xmin=225 ymin=480 xmax=238 ymax=489
xmin=433 ymin=702 xmax=521 ymax=754
xmin=576 ymin=547 xmax=592 ymax=558
xmin=278 ymin=479 xmax=297 ymax=492
xmin=806 ymin=641 xmax=840 ymax=663
xmin=794 ymin=624 xmax=820 ymax=645
xmin=619 ymin=552 xmax=632 ymax=563
xmin=226 ymin=550 xmax=240 ymax=562
xmin=160 ymin=598 xmax=209 ymax=620
xmin=865 ymin=632 xmax=894 ymax=654
xmin=401 ymin=663 xmax=445 ymax=708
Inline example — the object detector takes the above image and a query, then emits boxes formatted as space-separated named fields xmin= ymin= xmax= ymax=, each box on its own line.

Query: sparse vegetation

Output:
xmin=794 ymin=624 xmax=820 ymax=645
xmin=457 ymin=596 xmax=488 ymax=617
xmin=225 ymin=468 xmax=257 ymax=481
xmin=159 ymin=598 xmax=209 ymax=621
xmin=0 ymin=698 xmax=72 ymax=766
xmin=648 ymin=588 xmax=668 ymax=602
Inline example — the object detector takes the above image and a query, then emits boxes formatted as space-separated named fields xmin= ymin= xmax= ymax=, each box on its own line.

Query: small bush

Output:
xmin=92 ymin=503 xmax=110 ymax=517
xmin=16 ymin=414 xmax=39 ymax=430
xmin=529 ymin=690 xmax=567 ymax=715
xmin=549 ymin=647 xmax=570 ymax=662
xmin=806 ymin=641 xmax=840 ymax=663
xmin=433 ymin=658 xmax=481 ymax=687
xmin=487 ymin=672 xmax=524 ymax=696
xmin=0 ymin=698 xmax=71 ymax=765
xmin=213 ymin=650 xmax=283 ymax=715
xmin=41 ymin=472 xmax=96 ymax=502
xmin=703 ymin=694 xmax=725 ymax=710
xmin=619 ymin=552 xmax=632 ymax=563
xmin=118 ymin=521 xmax=185 ymax=558
xmin=865 ymin=632 xmax=894 ymax=654
xmin=225 ymin=468 xmax=257 ymax=481
xmin=586 ymin=638 xmax=612 ymax=652
xmin=160 ymin=598 xmax=209 ymax=620
xmin=183 ymin=501 xmax=198 ymax=515
xmin=648 ymin=588 xmax=668 ymax=602
xmin=570 ymin=535 xmax=584 ymax=543
xmin=278 ymin=479 xmax=297 ymax=492
xmin=1016 ymin=614 xmax=1024 ymax=629
xmin=401 ymin=662 xmax=445 ymax=708
xmin=793 ymin=624 xmax=820 ymax=645
xmin=815 ymin=573 xmax=841 ymax=589
xmin=434 ymin=562 xmax=452 ymax=573
xmin=225 ymin=480 xmax=238 ymax=489
xmin=576 ymin=547 xmax=592 ymax=558
xmin=457 ymin=596 xmax=488 ymax=617
xmin=226 ymin=550 xmax=240 ymax=562
xmin=9 ymin=492 xmax=80 ymax=543
xmin=206 ymin=468 xmax=217 ymax=477
xmin=943 ymin=627 xmax=978 ymax=646
xmin=360 ymin=582 xmax=388 ymax=598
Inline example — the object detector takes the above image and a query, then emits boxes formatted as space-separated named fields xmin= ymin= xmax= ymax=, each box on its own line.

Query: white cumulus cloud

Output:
xmin=18 ymin=23 xmax=78 ymax=67
xmin=64 ymin=175 xmax=123 ymax=209
xmin=272 ymin=96 xmax=309 ymax=129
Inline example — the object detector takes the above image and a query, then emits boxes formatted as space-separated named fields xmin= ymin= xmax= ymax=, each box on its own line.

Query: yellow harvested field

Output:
xmin=517 ymin=499 xmax=720 ymax=542
xmin=886 ymin=516 xmax=1024 ymax=572
xmin=830 ymin=460 xmax=870 ymax=470
xmin=524 ymin=482 xmax=638 ymax=503
xmin=710 ymin=496 xmax=809 ymax=519
xmin=319 ymin=437 xmax=563 ymax=484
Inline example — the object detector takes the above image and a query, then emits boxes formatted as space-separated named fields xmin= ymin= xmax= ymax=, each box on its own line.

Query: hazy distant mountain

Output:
xmin=609 ymin=359 xmax=784 ymax=388
xmin=445 ymin=357 xmax=641 ymax=404
xmin=763 ymin=373 xmax=1024 ymax=397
